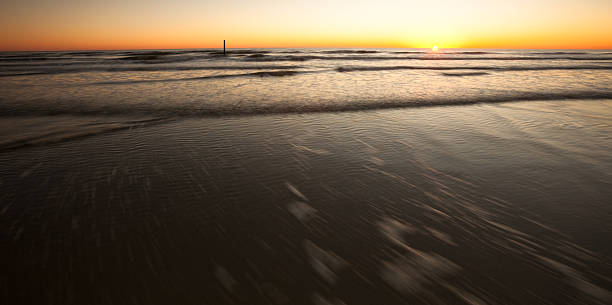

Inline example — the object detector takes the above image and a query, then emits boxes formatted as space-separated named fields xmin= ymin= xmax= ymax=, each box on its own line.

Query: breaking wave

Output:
xmin=0 ymin=65 xmax=304 ymax=77
xmin=93 ymin=70 xmax=302 ymax=85
xmin=447 ymin=51 xmax=494 ymax=55
xmin=4 ymin=63 xmax=610 ymax=78
xmin=441 ymin=72 xmax=490 ymax=77
xmin=336 ymin=65 xmax=612 ymax=72
xmin=319 ymin=50 xmax=381 ymax=54
xmin=240 ymin=54 xmax=612 ymax=62
xmin=2 ymin=91 xmax=610 ymax=117
xmin=391 ymin=51 xmax=426 ymax=54
xmin=530 ymin=51 xmax=590 ymax=55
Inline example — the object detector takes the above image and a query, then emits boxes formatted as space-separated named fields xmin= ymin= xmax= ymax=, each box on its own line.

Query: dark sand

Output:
xmin=2 ymin=100 xmax=612 ymax=305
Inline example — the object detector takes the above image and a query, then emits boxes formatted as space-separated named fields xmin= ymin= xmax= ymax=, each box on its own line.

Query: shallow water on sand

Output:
xmin=1 ymin=100 xmax=611 ymax=304
xmin=1 ymin=48 xmax=612 ymax=117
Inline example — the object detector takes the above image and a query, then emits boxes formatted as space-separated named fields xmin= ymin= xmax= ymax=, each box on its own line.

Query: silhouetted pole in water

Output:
xmin=224 ymin=40 xmax=226 ymax=55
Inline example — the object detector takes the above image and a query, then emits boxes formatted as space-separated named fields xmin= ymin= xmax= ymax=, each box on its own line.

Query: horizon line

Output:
xmin=2 ymin=46 xmax=612 ymax=52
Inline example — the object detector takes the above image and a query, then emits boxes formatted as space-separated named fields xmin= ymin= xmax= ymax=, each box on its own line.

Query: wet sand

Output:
xmin=2 ymin=100 xmax=612 ymax=305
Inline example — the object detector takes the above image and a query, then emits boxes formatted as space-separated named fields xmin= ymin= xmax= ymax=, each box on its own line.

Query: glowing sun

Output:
xmin=432 ymin=45 xmax=439 ymax=52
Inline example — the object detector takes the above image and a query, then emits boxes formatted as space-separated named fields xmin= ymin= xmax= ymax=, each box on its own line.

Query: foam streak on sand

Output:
xmin=1 ymin=100 xmax=611 ymax=304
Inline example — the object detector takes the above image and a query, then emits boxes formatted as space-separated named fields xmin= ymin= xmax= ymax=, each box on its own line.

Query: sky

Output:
xmin=1 ymin=0 xmax=611 ymax=50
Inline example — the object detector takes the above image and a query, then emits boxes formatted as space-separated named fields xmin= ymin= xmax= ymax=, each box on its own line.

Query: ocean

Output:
xmin=1 ymin=48 xmax=612 ymax=304
xmin=1 ymin=48 xmax=612 ymax=117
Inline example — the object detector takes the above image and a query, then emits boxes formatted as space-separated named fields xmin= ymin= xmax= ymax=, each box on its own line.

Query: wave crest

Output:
xmin=2 ymin=91 xmax=610 ymax=117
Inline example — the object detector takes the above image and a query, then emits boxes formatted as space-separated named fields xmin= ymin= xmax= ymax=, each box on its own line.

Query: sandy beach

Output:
xmin=2 ymin=99 xmax=611 ymax=304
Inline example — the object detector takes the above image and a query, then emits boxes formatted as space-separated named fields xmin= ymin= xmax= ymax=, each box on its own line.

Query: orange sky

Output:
xmin=1 ymin=0 xmax=611 ymax=51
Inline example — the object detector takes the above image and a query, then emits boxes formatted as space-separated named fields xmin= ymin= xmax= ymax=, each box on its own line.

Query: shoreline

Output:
xmin=2 ymin=100 xmax=611 ymax=304
xmin=0 ymin=95 xmax=612 ymax=153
